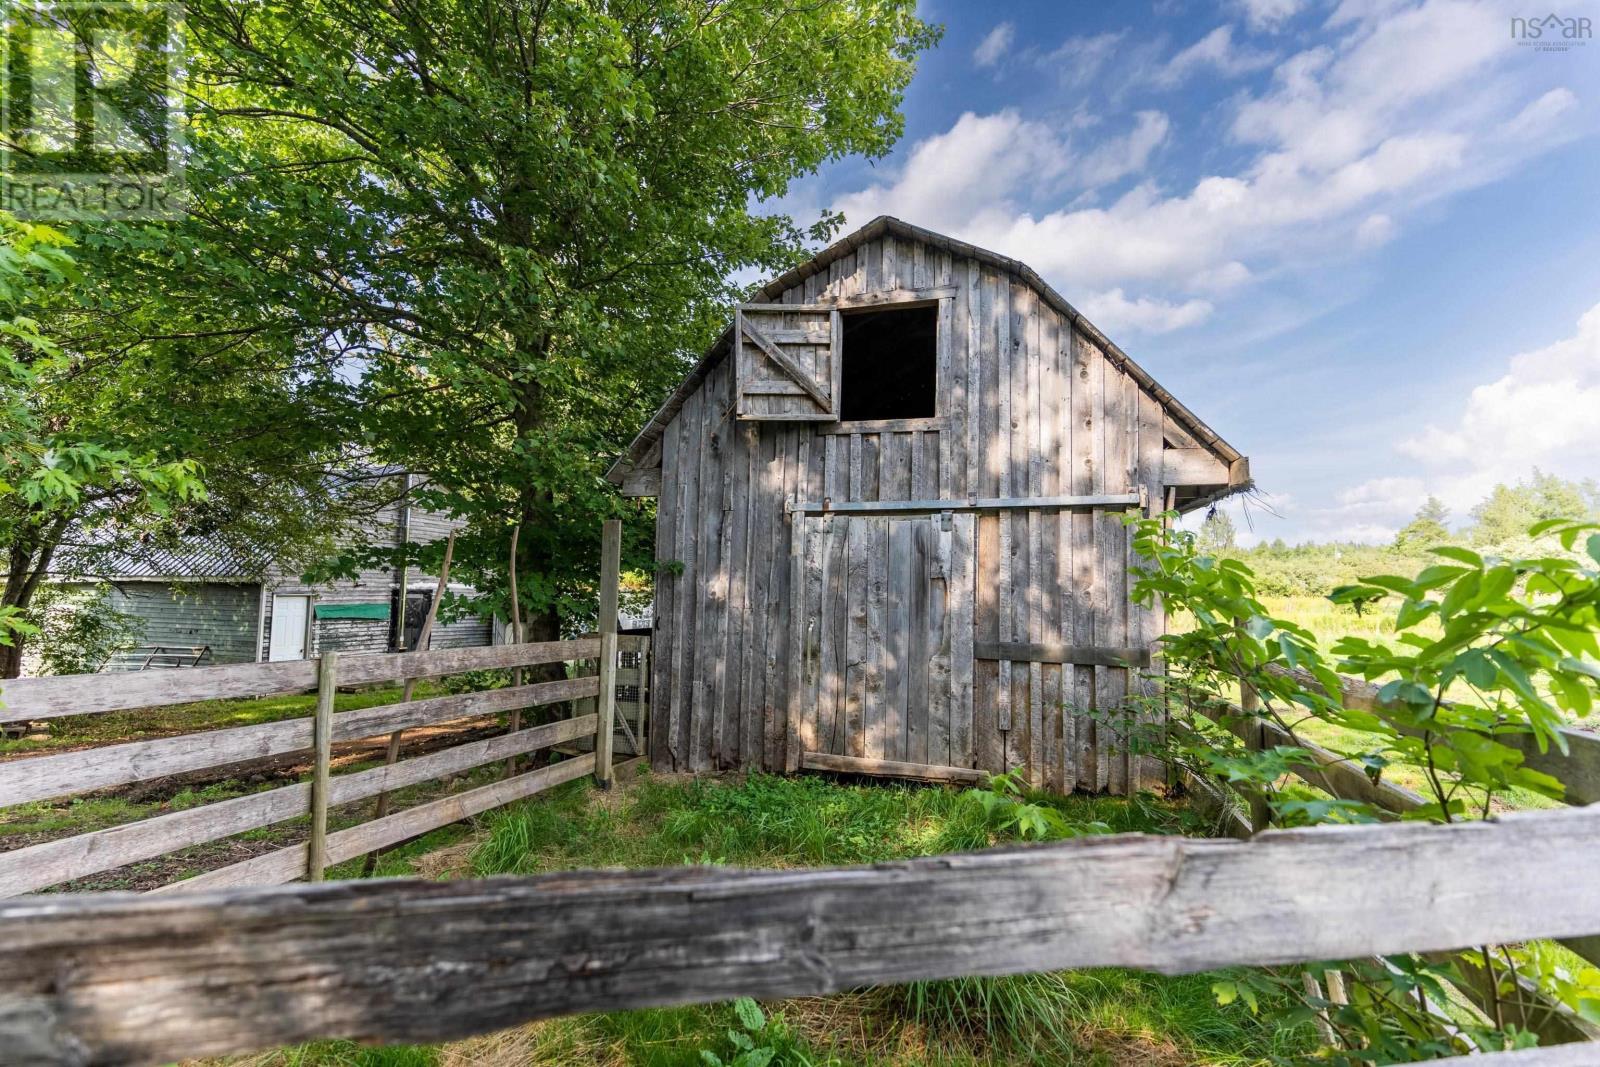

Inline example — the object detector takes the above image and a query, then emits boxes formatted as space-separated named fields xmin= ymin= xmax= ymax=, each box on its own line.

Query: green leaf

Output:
xmin=1461 ymin=651 xmax=1497 ymax=688
xmin=1413 ymin=564 xmax=1469 ymax=591
xmin=1278 ymin=632 xmax=1301 ymax=668
xmin=1438 ymin=570 xmax=1481 ymax=618
xmin=733 ymin=997 xmax=766 ymax=1033
xmin=1395 ymin=598 xmax=1436 ymax=631
xmin=1560 ymin=657 xmax=1600 ymax=682
xmin=1245 ymin=615 xmax=1275 ymax=639
xmin=1430 ymin=546 xmax=1484 ymax=567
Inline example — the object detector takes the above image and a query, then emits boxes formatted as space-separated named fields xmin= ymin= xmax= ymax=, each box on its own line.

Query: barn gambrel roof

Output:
xmin=606 ymin=215 xmax=1248 ymax=511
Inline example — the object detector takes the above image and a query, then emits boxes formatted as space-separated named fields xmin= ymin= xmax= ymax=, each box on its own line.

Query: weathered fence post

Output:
xmin=1239 ymin=676 xmax=1270 ymax=834
xmin=595 ymin=519 xmax=621 ymax=788
xmin=307 ymin=650 xmax=338 ymax=882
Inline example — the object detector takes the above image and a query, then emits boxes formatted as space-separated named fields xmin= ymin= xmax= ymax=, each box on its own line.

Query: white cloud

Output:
xmin=1079 ymin=289 xmax=1215 ymax=334
xmin=1297 ymin=302 xmax=1600 ymax=542
xmin=1500 ymin=88 xmax=1578 ymax=140
xmin=834 ymin=109 xmax=1169 ymax=230
xmin=834 ymin=111 xmax=1070 ymax=234
xmin=1355 ymin=212 xmax=1396 ymax=246
xmin=1044 ymin=32 xmax=1127 ymax=91
xmin=1275 ymin=476 xmax=1429 ymax=543
xmin=1157 ymin=26 xmax=1276 ymax=86
xmin=1394 ymin=302 xmax=1600 ymax=502
xmin=1077 ymin=111 xmax=1172 ymax=186
xmin=825 ymin=0 xmax=1590 ymax=334
xmin=950 ymin=128 xmax=1465 ymax=291
xmin=974 ymin=22 xmax=1015 ymax=68
xmin=1239 ymin=0 xmax=1307 ymax=30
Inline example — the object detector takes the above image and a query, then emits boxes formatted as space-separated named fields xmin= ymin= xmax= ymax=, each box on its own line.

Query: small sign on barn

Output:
xmin=607 ymin=217 xmax=1249 ymax=793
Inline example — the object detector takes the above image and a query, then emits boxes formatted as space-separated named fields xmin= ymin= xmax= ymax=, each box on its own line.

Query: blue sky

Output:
xmin=777 ymin=0 xmax=1600 ymax=544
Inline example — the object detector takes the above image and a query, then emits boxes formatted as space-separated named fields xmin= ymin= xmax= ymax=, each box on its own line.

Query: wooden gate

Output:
xmin=791 ymin=511 xmax=981 ymax=781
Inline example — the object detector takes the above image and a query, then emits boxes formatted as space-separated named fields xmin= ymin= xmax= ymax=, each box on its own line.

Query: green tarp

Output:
xmin=314 ymin=602 xmax=390 ymax=621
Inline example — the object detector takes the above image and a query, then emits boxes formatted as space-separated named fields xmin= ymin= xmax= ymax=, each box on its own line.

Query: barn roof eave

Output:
xmin=605 ymin=215 xmax=1244 ymax=486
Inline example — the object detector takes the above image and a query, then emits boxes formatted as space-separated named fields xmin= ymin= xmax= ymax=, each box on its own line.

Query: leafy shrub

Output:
xmin=1126 ymin=511 xmax=1600 ymax=1058
xmin=30 ymin=583 xmax=143 ymax=675
xmin=697 ymin=998 xmax=800 ymax=1067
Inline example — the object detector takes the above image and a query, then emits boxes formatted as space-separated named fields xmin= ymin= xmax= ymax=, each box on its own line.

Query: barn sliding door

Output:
xmin=792 ymin=512 xmax=975 ymax=772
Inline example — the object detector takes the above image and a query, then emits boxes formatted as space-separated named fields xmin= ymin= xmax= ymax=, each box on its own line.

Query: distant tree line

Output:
xmin=1210 ymin=470 xmax=1600 ymax=599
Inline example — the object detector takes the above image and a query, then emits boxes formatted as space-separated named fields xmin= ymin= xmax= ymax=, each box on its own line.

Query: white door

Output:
xmin=268 ymin=595 xmax=311 ymax=661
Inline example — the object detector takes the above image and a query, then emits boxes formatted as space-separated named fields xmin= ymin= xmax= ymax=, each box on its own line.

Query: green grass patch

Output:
xmin=436 ymin=773 xmax=1309 ymax=1066
xmin=0 ymin=683 xmax=438 ymax=756
xmin=195 ymin=773 xmax=1312 ymax=1065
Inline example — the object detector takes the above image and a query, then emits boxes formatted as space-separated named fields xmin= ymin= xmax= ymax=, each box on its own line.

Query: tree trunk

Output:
xmin=1 ymin=515 xmax=72 ymax=679
xmin=0 ymin=640 xmax=22 ymax=681
xmin=509 ymin=349 xmax=566 ymax=692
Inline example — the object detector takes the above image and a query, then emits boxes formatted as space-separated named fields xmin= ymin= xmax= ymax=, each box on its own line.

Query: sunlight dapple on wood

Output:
xmin=606 ymin=217 xmax=1251 ymax=788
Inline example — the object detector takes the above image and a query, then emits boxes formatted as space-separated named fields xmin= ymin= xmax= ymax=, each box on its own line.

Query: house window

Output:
xmin=838 ymin=304 xmax=937 ymax=421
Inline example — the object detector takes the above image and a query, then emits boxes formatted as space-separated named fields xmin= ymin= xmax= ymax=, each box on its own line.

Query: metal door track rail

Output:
xmin=787 ymin=490 xmax=1145 ymax=516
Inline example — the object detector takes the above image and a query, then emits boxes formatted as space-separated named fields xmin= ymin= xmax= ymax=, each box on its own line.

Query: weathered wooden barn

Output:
xmin=607 ymin=217 xmax=1249 ymax=793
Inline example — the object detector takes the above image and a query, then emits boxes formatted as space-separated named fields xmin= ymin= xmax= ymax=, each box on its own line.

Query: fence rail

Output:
xmin=2 ymin=803 xmax=1597 ymax=1066
xmin=1263 ymin=664 xmax=1600 ymax=806
xmin=0 ymin=522 xmax=634 ymax=898
xmin=0 ymin=638 xmax=604 ymax=723
xmin=1185 ymin=664 xmax=1600 ymax=1043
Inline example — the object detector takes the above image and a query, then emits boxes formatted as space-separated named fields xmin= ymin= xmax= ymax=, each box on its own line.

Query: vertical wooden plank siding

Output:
xmin=1056 ymin=311 xmax=1078 ymax=793
xmin=737 ymin=428 xmax=770 ymax=770
xmin=784 ymin=508 xmax=806 ymax=772
xmin=991 ymin=272 xmax=1012 ymax=739
xmin=1134 ymin=388 xmax=1166 ymax=789
xmin=652 ymin=412 xmax=680 ymax=766
xmin=1038 ymin=308 xmax=1062 ymax=792
xmin=645 ymin=237 xmax=1213 ymax=789
xmin=950 ymin=511 xmax=977 ymax=768
xmin=845 ymin=517 xmax=868 ymax=758
xmin=865 ymin=518 xmax=887 ymax=758
xmin=1071 ymin=331 xmax=1099 ymax=790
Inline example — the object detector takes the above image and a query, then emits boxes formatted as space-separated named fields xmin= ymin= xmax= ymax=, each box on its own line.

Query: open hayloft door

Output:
xmin=734 ymin=304 xmax=840 ymax=421
xmin=788 ymin=511 xmax=979 ymax=782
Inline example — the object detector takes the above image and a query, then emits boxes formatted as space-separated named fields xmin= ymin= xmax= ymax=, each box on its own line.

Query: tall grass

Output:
xmin=457 ymin=773 xmax=1310 ymax=1066
xmin=223 ymin=774 xmax=1311 ymax=1065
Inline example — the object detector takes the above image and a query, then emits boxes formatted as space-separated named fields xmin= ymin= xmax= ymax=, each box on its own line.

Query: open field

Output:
xmin=195 ymin=772 xmax=1314 ymax=1067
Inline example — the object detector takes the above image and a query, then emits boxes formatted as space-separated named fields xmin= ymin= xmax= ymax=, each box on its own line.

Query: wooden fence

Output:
xmin=3 ymin=556 xmax=1600 ymax=1063
xmin=1 ymin=803 xmax=1598 ymax=1065
xmin=0 ymin=523 xmax=636 ymax=897
xmin=1180 ymin=664 xmax=1600 ymax=1044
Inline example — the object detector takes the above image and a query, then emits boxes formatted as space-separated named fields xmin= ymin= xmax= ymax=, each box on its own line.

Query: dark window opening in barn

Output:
xmin=838 ymin=304 xmax=937 ymax=421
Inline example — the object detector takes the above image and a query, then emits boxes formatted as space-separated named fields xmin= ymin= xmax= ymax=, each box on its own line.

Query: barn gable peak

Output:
xmin=607 ymin=216 xmax=1247 ymax=513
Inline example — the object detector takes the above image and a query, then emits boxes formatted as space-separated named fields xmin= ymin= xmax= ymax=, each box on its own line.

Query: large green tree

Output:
xmin=0 ymin=216 xmax=209 ymax=676
xmin=178 ymin=0 xmax=937 ymax=646
xmin=1 ymin=163 xmax=395 ymax=677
